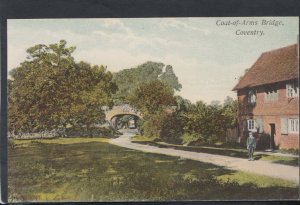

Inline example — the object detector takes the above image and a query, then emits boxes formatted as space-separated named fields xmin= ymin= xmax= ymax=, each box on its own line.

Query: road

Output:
xmin=110 ymin=132 xmax=299 ymax=184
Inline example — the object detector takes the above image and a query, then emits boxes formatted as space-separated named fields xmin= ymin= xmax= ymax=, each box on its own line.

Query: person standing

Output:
xmin=246 ymin=131 xmax=256 ymax=161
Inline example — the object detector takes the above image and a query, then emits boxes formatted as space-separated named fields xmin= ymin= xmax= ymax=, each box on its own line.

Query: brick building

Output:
xmin=233 ymin=44 xmax=299 ymax=150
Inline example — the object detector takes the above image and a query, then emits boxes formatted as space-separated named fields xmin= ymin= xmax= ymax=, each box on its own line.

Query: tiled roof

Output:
xmin=233 ymin=44 xmax=298 ymax=90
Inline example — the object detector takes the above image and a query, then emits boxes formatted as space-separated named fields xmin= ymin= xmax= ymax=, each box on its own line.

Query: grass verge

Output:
xmin=9 ymin=138 xmax=299 ymax=202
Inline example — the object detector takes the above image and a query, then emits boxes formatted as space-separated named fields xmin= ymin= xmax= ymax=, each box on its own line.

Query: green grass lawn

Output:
xmin=8 ymin=138 xmax=299 ymax=202
xmin=131 ymin=137 xmax=299 ymax=167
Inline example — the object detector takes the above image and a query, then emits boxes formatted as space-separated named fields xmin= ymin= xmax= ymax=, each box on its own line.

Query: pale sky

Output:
xmin=7 ymin=17 xmax=299 ymax=103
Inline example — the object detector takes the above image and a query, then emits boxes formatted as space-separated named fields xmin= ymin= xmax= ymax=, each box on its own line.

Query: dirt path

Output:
xmin=110 ymin=133 xmax=299 ymax=184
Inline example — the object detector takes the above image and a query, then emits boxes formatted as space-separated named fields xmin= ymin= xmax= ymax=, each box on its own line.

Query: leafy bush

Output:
xmin=65 ymin=126 xmax=116 ymax=138
xmin=181 ymin=133 xmax=203 ymax=145
xmin=178 ymin=98 xmax=238 ymax=145
xmin=159 ymin=113 xmax=182 ymax=144
xmin=141 ymin=111 xmax=182 ymax=144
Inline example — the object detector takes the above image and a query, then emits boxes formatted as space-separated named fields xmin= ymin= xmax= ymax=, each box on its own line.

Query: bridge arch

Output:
xmin=105 ymin=104 xmax=142 ymax=129
xmin=106 ymin=111 xmax=141 ymax=122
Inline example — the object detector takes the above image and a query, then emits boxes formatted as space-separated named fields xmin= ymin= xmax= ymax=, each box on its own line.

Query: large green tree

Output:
xmin=8 ymin=40 xmax=117 ymax=136
xmin=113 ymin=61 xmax=182 ymax=105
xmin=128 ymin=80 xmax=176 ymax=115
xmin=159 ymin=65 xmax=182 ymax=91
xmin=128 ymin=80 xmax=180 ymax=142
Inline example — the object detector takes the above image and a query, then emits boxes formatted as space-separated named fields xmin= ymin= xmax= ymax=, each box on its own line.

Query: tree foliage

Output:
xmin=140 ymin=111 xmax=182 ymax=143
xmin=174 ymin=95 xmax=192 ymax=113
xmin=159 ymin=65 xmax=182 ymax=91
xmin=113 ymin=61 xmax=182 ymax=104
xmin=179 ymin=97 xmax=238 ymax=144
xmin=128 ymin=80 xmax=176 ymax=115
xmin=222 ymin=96 xmax=238 ymax=129
xmin=8 ymin=40 xmax=117 ymax=135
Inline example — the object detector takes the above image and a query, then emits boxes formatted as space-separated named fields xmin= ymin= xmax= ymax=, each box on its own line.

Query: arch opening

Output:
xmin=110 ymin=114 xmax=140 ymax=130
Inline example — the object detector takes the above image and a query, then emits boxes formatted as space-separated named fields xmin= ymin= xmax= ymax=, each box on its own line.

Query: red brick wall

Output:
xmin=237 ymin=80 xmax=299 ymax=149
xmin=255 ymin=81 xmax=298 ymax=115
xmin=259 ymin=115 xmax=299 ymax=149
xmin=238 ymin=81 xmax=299 ymax=116
xmin=280 ymin=133 xmax=299 ymax=149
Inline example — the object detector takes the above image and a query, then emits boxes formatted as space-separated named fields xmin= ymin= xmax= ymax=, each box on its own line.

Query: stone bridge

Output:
xmin=104 ymin=104 xmax=142 ymax=129
xmin=105 ymin=104 xmax=142 ymax=121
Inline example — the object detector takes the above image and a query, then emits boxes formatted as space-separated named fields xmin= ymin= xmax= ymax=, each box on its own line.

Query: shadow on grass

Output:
xmin=133 ymin=141 xmax=248 ymax=158
xmin=254 ymin=154 xmax=299 ymax=167
xmin=8 ymin=139 xmax=299 ymax=202
xmin=133 ymin=141 xmax=299 ymax=167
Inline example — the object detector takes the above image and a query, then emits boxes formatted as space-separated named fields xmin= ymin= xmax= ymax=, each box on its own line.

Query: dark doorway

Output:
xmin=269 ymin=123 xmax=276 ymax=150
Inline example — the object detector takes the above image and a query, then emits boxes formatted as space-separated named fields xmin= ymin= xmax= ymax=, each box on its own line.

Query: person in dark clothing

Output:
xmin=246 ymin=131 xmax=256 ymax=161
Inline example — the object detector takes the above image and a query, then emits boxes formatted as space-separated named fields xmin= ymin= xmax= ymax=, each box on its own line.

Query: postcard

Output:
xmin=3 ymin=16 xmax=300 ymax=202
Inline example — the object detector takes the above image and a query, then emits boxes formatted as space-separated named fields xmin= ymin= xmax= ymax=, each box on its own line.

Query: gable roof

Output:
xmin=233 ymin=44 xmax=298 ymax=91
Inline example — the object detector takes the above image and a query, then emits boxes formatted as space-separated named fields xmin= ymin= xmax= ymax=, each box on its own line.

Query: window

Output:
xmin=265 ymin=88 xmax=278 ymax=102
xmin=286 ymin=83 xmax=299 ymax=98
xmin=248 ymin=90 xmax=256 ymax=104
xmin=247 ymin=119 xmax=256 ymax=132
xmin=288 ymin=119 xmax=299 ymax=133
xmin=282 ymin=118 xmax=299 ymax=134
